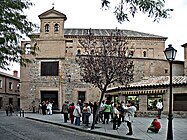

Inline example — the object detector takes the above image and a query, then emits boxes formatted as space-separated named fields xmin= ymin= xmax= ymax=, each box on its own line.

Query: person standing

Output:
xmin=5 ymin=104 xmax=9 ymax=116
xmin=113 ymin=103 xmax=120 ymax=130
xmin=123 ymin=101 xmax=137 ymax=135
xmin=47 ymin=101 xmax=53 ymax=115
xmin=103 ymin=100 xmax=111 ymax=124
xmin=41 ymin=101 xmax=47 ymax=115
xmin=69 ymin=103 xmax=75 ymax=124
xmin=82 ymin=103 xmax=91 ymax=126
xmin=9 ymin=103 xmax=14 ymax=116
xmin=62 ymin=101 xmax=69 ymax=123
xmin=93 ymin=101 xmax=98 ymax=124
xmin=156 ymin=99 xmax=163 ymax=119
xmin=73 ymin=102 xmax=82 ymax=126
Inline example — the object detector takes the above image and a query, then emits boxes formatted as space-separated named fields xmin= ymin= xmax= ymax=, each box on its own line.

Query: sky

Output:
xmin=2 ymin=0 xmax=187 ymax=75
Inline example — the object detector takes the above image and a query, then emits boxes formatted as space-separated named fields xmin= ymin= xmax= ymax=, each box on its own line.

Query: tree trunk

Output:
xmin=91 ymin=90 xmax=106 ymax=129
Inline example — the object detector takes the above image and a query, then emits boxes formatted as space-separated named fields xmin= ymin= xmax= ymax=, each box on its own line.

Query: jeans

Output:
xmin=75 ymin=117 xmax=80 ymax=126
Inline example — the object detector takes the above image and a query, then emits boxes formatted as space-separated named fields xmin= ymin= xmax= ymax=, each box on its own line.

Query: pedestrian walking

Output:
xmin=5 ymin=103 xmax=9 ymax=116
xmin=73 ymin=102 xmax=82 ymax=126
xmin=156 ymin=99 xmax=163 ymax=119
xmin=123 ymin=101 xmax=136 ymax=135
xmin=69 ymin=102 xmax=75 ymax=124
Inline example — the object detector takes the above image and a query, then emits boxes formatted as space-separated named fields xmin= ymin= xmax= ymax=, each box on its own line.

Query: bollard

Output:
xmin=20 ymin=109 xmax=22 ymax=117
xmin=22 ymin=110 xmax=24 ymax=117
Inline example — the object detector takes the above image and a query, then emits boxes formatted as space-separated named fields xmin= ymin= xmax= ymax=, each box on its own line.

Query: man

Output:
xmin=62 ymin=101 xmax=69 ymax=123
xmin=147 ymin=118 xmax=161 ymax=133
xmin=156 ymin=99 xmax=163 ymax=119
xmin=123 ymin=101 xmax=136 ymax=135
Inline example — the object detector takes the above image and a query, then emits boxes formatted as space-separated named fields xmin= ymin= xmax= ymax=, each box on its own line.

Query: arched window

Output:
xmin=54 ymin=23 xmax=59 ymax=32
xmin=77 ymin=49 xmax=81 ymax=55
xmin=45 ymin=24 xmax=49 ymax=32
xmin=143 ymin=51 xmax=147 ymax=57
xmin=25 ymin=44 xmax=31 ymax=55
xmin=90 ymin=49 xmax=94 ymax=55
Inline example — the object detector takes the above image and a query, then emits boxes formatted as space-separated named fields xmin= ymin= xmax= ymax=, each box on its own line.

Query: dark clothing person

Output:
xmin=93 ymin=102 xmax=98 ymax=124
xmin=9 ymin=104 xmax=13 ymax=116
xmin=62 ymin=101 xmax=69 ymax=123
xmin=41 ymin=102 xmax=47 ymax=115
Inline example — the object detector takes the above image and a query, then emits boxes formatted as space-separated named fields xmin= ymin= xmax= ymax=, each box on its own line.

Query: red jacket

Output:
xmin=152 ymin=121 xmax=161 ymax=130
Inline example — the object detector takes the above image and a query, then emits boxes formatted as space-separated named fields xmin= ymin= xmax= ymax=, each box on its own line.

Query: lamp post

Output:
xmin=164 ymin=44 xmax=177 ymax=140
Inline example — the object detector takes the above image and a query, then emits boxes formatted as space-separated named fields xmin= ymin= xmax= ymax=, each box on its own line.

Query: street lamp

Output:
xmin=164 ymin=44 xmax=177 ymax=140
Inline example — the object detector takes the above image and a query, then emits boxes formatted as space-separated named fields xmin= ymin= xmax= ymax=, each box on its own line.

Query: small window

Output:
xmin=77 ymin=49 xmax=81 ymax=55
xmin=45 ymin=24 xmax=49 ymax=32
xmin=165 ymin=69 xmax=168 ymax=74
xmin=90 ymin=50 xmax=94 ymax=55
xmin=129 ymin=51 xmax=134 ymax=56
xmin=25 ymin=44 xmax=31 ymax=55
xmin=0 ymin=80 xmax=2 ymax=88
xmin=9 ymin=82 xmax=13 ymax=90
xmin=54 ymin=23 xmax=59 ymax=32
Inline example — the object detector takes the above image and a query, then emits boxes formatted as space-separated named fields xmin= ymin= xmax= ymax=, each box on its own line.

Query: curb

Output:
xmin=25 ymin=117 xmax=139 ymax=140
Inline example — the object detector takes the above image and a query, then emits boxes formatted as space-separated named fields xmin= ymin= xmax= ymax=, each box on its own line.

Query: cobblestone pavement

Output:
xmin=17 ymin=112 xmax=187 ymax=140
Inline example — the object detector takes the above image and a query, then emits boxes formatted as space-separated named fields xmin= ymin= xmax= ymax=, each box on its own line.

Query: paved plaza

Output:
xmin=14 ymin=112 xmax=187 ymax=140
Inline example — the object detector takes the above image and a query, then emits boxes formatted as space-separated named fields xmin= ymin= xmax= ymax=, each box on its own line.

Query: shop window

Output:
xmin=45 ymin=24 xmax=49 ymax=32
xmin=125 ymin=96 xmax=139 ymax=110
xmin=147 ymin=94 xmax=163 ymax=111
xmin=54 ymin=23 xmax=59 ymax=32
xmin=41 ymin=61 xmax=59 ymax=76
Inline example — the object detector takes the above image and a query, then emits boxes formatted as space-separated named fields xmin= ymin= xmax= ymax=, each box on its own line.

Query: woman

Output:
xmin=73 ymin=102 xmax=82 ymax=126
xmin=123 ymin=101 xmax=136 ymax=135
xmin=69 ymin=103 xmax=75 ymax=124
xmin=103 ymin=100 xmax=111 ymax=124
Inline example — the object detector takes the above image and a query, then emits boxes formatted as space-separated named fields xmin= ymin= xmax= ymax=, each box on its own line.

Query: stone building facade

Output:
xmin=0 ymin=71 xmax=20 ymax=111
xmin=20 ymin=8 xmax=184 ymax=112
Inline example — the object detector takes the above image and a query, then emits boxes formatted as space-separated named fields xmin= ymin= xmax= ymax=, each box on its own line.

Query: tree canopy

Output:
xmin=0 ymin=0 xmax=37 ymax=70
xmin=76 ymin=29 xmax=134 ymax=129
xmin=101 ymin=0 xmax=173 ymax=23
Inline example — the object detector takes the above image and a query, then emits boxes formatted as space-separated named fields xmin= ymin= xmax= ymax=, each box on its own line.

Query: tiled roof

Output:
xmin=64 ymin=28 xmax=166 ymax=39
xmin=130 ymin=76 xmax=187 ymax=87
xmin=107 ymin=76 xmax=187 ymax=91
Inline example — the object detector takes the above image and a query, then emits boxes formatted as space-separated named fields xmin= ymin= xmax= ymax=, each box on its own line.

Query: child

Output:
xmin=147 ymin=118 xmax=161 ymax=133
xmin=113 ymin=103 xmax=120 ymax=130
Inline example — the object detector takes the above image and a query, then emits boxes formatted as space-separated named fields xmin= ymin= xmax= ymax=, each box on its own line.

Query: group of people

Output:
xmin=39 ymin=100 xmax=53 ymax=115
xmin=38 ymin=98 xmax=162 ymax=135
xmin=61 ymin=99 xmax=137 ymax=135
xmin=5 ymin=103 xmax=14 ymax=116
